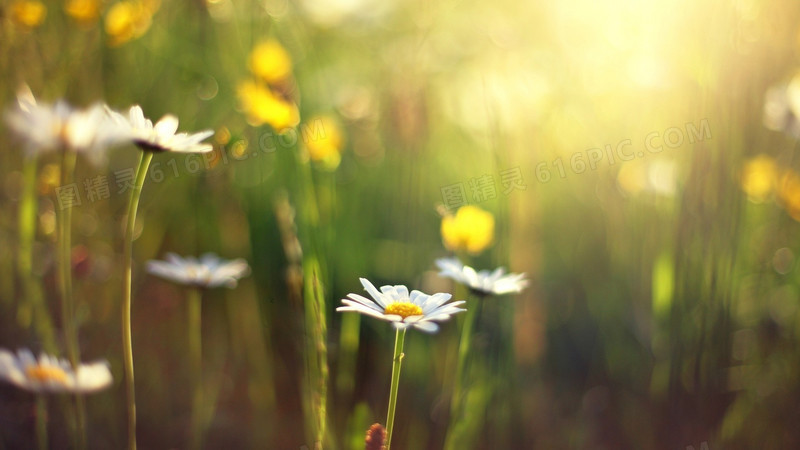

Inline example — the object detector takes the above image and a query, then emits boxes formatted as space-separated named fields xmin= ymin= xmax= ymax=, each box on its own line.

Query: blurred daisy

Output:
xmin=436 ymin=257 xmax=528 ymax=296
xmin=146 ymin=253 xmax=251 ymax=289
xmin=441 ymin=205 xmax=495 ymax=254
xmin=337 ymin=278 xmax=466 ymax=333
xmin=0 ymin=349 xmax=112 ymax=394
xmin=109 ymin=105 xmax=213 ymax=153
xmin=5 ymin=93 xmax=129 ymax=163
xmin=764 ymin=75 xmax=800 ymax=139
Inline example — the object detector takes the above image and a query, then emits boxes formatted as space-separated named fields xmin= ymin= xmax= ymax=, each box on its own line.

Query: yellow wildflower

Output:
xmin=249 ymin=40 xmax=292 ymax=84
xmin=303 ymin=115 xmax=344 ymax=169
xmin=779 ymin=169 xmax=800 ymax=221
xmin=65 ymin=0 xmax=101 ymax=26
xmin=237 ymin=80 xmax=300 ymax=130
xmin=104 ymin=1 xmax=159 ymax=46
xmin=441 ymin=205 xmax=495 ymax=254
xmin=11 ymin=1 xmax=46 ymax=28
xmin=741 ymin=154 xmax=777 ymax=203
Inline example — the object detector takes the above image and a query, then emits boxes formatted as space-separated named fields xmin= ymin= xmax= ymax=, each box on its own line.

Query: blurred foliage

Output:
xmin=2 ymin=0 xmax=800 ymax=448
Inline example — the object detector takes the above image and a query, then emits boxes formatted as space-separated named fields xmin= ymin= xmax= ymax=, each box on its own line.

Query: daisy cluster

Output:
xmin=4 ymin=91 xmax=214 ymax=160
xmin=337 ymin=258 xmax=527 ymax=333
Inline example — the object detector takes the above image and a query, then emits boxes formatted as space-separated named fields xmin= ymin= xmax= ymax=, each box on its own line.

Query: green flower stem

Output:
xmin=57 ymin=150 xmax=86 ymax=450
xmin=122 ymin=151 xmax=153 ymax=450
xmin=302 ymin=257 xmax=328 ymax=448
xmin=292 ymin=142 xmax=329 ymax=447
xmin=385 ymin=328 xmax=407 ymax=450
xmin=187 ymin=287 xmax=204 ymax=450
xmin=58 ymin=151 xmax=77 ymax=362
xmin=16 ymin=157 xmax=36 ymax=323
xmin=335 ymin=311 xmax=360 ymax=398
xmin=36 ymin=395 xmax=47 ymax=450
xmin=443 ymin=294 xmax=483 ymax=450
xmin=18 ymin=157 xmax=57 ymax=353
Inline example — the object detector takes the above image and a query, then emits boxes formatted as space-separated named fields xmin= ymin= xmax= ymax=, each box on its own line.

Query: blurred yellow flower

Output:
xmin=779 ymin=169 xmax=800 ymax=221
xmin=304 ymin=115 xmax=344 ymax=169
xmin=249 ymin=40 xmax=293 ymax=84
xmin=237 ymin=80 xmax=300 ymax=130
xmin=104 ymin=0 xmax=159 ymax=46
xmin=11 ymin=1 xmax=46 ymax=28
xmin=65 ymin=0 xmax=101 ymax=26
xmin=741 ymin=155 xmax=777 ymax=203
xmin=441 ymin=205 xmax=495 ymax=254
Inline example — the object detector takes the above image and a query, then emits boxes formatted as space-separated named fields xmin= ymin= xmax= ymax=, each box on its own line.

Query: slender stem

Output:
xmin=18 ymin=157 xmax=58 ymax=353
xmin=384 ymin=328 xmax=406 ymax=450
xmin=57 ymin=150 xmax=86 ymax=450
xmin=16 ymin=157 xmax=36 ymax=323
xmin=122 ymin=151 xmax=153 ymax=450
xmin=36 ymin=395 xmax=47 ymax=450
xmin=294 ymin=146 xmax=329 ymax=447
xmin=335 ymin=311 xmax=360 ymax=398
xmin=444 ymin=296 xmax=482 ymax=450
xmin=187 ymin=288 xmax=203 ymax=450
xmin=302 ymin=258 xmax=328 ymax=448
xmin=58 ymin=151 xmax=77 ymax=362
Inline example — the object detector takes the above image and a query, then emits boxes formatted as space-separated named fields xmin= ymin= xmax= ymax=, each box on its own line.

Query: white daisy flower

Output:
xmin=0 ymin=349 xmax=112 ymax=394
xmin=435 ymin=257 xmax=528 ymax=296
xmin=4 ymin=93 xmax=130 ymax=163
xmin=109 ymin=105 xmax=213 ymax=153
xmin=764 ymin=77 xmax=800 ymax=139
xmin=146 ymin=253 xmax=251 ymax=289
xmin=337 ymin=278 xmax=466 ymax=333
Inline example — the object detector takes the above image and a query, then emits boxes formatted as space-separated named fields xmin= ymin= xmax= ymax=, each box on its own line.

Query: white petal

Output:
xmin=345 ymin=294 xmax=383 ymax=312
xmin=340 ymin=299 xmax=384 ymax=315
xmin=154 ymin=115 xmax=179 ymax=137
xmin=420 ymin=292 xmax=452 ymax=312
xmin=360 ymin=278 xmax=387 ymax=308
xmin=413 ymin=321 xmax=439 ymax=333
xmin=74 ymin=362 xmax=113 ymax=393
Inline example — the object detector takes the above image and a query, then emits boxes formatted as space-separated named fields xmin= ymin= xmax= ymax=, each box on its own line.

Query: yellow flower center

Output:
xmin=26 ymin=365 xmax=69 ymax=385
xmin=384 ymin=302 xmax=423 ymax=319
